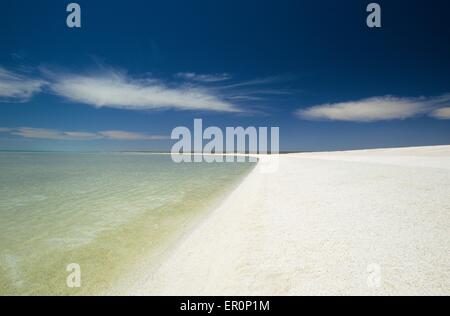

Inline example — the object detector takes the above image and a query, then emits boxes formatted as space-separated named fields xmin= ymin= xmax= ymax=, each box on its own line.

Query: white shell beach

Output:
xmin=131 ymin=145 xmax=450 ymax=296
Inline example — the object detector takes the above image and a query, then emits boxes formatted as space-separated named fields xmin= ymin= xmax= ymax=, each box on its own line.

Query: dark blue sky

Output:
xmin=0 ymin=0 xmax=449 ymax=151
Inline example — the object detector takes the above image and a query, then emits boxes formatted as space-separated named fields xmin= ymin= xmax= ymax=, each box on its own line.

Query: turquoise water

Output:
xmin=0 ymin=152 xmax=254 ymax=295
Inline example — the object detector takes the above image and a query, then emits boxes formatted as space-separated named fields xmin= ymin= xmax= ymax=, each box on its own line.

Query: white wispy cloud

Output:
xmin=296 ymin=94 xmax=450 ymax=122
xmin=0 ymin=68 xmax=46 ymax=102
xmin=213 ymin=75 xmax=297 ymax=102
xmin=9 ymin=128 xmax=99 ymax=140
xmin=98 ymin=130 xmax=168 ymax=140
xmin=0 ymin=64 xmax=298 ymax=113
xmin=49 ymin=71 xmax=240 ymax=112
xmin=175 ymin=72 xmax=232 ymax=82
xmin=429 ymin=107 xmax=450 ymax=120
xmin=217 ymin=76 xmax=290 ymax=90
xmin=0 ymin=127 xmax=168 ymax=141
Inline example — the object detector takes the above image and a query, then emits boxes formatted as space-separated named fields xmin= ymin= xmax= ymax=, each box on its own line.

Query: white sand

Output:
xmin=131 ymin=145 xmax=450 ymax=296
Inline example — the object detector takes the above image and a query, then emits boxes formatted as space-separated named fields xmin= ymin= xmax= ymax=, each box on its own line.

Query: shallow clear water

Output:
xmin=0 ymin=152 xmax=254 ymax=295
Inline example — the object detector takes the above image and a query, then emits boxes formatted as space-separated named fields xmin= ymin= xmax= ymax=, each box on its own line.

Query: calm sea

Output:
xmin=0 ymin=152 xmax=254 ymax=295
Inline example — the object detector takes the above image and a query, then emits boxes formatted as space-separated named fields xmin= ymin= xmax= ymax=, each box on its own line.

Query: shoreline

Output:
xmin=106 ymin=160 xmax=258 ymax=296
xmin=129 ymin=145 xmax=450 ymax=296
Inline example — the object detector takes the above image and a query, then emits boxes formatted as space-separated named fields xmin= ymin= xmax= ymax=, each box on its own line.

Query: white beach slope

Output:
xmin=132 ymin=145 xmax=450 ymax=296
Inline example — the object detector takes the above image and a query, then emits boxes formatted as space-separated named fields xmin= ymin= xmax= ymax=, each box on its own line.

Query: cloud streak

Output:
xmin=0 ymin=68 xmax=46 ymax=102
xmin=0 ymin=64 xmax=298 ymax=114
xmin=429 ymin=107 xmax=450 ymax=120
xmin=98 ymin=130 xmax=168 ymax=140
xmin=0 ymin=127 xmax=168 ymax=141
xmin=296 ymin=94 xmax=450 ymax=122
xmin=49 ymin=71 xmax=240 ymax=112
xmin=175 ymin=72 xmax=232 ymax=83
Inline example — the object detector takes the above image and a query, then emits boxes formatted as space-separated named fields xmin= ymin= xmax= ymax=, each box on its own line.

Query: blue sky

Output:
xmin=0 ymin=0 xmax=449 ymax=151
